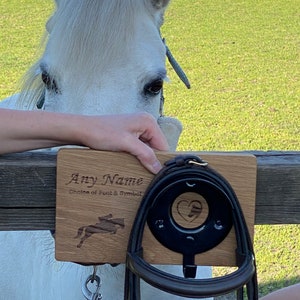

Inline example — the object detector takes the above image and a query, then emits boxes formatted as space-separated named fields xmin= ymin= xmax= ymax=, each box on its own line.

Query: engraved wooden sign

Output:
xmin=56 ymin=149 xmax=257 ymax=266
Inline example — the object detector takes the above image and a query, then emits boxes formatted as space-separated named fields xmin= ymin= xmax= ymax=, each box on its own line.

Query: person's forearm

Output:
xmin=0 ymin=109 xmax=82 ymax=154
xmin=0 ymin=109 xmax=168 ymax=173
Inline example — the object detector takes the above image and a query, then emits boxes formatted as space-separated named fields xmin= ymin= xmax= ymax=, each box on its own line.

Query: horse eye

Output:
xmin=41 ymin=71 xmax=60 ymax=94
xmin=144 ymin=79 xmax=163 ymax=96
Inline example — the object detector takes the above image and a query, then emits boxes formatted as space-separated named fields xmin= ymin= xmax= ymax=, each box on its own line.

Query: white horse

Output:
xmin=0 ymin=1 xmax=211 ymax=299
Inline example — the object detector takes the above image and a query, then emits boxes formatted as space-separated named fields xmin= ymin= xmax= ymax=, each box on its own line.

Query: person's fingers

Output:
xmin=139 ymin=129 xmax=169 ymax=152
xmin=134 ymin=113 xmax=169 ymax=152
xmin=121 ymin=134 xmax=163 ymax=174
xmin=83 ymin=113 xmax=169 ymax=173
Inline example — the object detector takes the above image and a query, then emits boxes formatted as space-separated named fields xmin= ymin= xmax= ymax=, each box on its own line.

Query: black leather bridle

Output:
xmin=124 ymin=155 xmax=258 ymax=299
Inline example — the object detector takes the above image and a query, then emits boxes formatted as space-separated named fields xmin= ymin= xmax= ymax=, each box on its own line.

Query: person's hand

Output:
xmin=0 ymin=109 xmax=169 ymax=174
xmin=78 ymin=113 xmax=169 ymax=174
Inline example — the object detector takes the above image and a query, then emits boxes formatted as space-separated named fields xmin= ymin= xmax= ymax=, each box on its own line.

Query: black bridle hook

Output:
xmin=124 ymin=155 xmax=258 ymax=299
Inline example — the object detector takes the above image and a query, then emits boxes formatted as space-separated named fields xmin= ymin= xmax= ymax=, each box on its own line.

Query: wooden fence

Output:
xmin=0 ymin=151 xmax=299 ymax=231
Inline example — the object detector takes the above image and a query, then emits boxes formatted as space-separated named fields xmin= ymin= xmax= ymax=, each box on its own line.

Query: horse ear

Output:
xmin=151 ymin=0 xmax=170 ymax=9
xmin=149 ymin=0 xmax=171 ymax=27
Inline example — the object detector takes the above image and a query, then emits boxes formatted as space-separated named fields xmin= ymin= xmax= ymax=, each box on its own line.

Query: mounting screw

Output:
xmin=155 ymin=219 xmax=165 ymax=230
xmin=214 ymin=220 xmax=224 ymax=230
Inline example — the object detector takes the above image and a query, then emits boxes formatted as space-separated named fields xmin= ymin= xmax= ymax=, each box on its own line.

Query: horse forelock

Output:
xmin=45 ymin=0 xmax=160 ymax=76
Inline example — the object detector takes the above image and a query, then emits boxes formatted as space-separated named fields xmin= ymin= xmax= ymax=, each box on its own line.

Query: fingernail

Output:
xmin=152 ymin=160 xmax=162 ymax=174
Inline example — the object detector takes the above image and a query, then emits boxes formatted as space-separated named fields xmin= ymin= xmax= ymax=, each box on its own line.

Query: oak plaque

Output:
xmin=56 ymin=149 xmax=256 ymax=266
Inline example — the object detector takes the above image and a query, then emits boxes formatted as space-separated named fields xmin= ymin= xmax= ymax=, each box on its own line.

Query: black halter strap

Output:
xmin=124 ymin=155 xmax=258 ymax=299
xmin=159 ymin=38 xmax=191 ymax=116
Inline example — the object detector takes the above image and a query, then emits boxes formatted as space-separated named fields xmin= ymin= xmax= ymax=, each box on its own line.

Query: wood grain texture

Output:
xmin=55 ymin=149 xmax=257 ymax=265
xmin=0 ymin=150 xmax=299 ymax=231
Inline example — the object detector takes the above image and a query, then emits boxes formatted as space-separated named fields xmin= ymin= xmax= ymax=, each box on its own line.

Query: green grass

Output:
xmin=161 ymin=1 xmax=300 ymax=297
xmin=162 ymin=0 xmax=299 ymax=152
xmin=0 ymin=0 xmax=53 ymax=98
xmin=1 ymin=0 xmax=299 ymax=298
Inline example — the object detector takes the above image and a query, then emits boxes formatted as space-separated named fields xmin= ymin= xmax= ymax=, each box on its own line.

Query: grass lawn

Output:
xmin=1 ymin=0 xmax=299 ymax=298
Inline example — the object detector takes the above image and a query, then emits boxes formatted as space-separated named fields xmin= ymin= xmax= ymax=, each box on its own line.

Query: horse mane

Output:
xmin=18 ymin=0 xmax=162 ymax=109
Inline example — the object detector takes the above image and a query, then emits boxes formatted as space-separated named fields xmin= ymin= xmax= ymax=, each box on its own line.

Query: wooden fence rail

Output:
xmin=0 ymin=151 xmax=299 ymax=231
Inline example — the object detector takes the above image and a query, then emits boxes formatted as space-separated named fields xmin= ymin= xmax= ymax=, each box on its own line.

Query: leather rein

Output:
xmin=124 ymin=155 xmax=258 ymax=299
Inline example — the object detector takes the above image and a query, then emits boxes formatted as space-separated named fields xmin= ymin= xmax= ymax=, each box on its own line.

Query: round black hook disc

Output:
xmin=147 ymin=177 xmax=233 ymax=256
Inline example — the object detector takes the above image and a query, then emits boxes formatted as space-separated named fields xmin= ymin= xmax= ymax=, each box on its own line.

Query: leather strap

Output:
xmin=124 ymin=155 xmax=258 ymax=299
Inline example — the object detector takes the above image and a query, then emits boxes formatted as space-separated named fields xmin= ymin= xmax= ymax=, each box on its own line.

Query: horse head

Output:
xmin=18 ymin=0 xmax=183 ymax=150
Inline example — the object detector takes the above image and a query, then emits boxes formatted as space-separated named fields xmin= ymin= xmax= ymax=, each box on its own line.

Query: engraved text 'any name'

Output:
xmin=66 ymin=173 xmax=144 ymax=188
